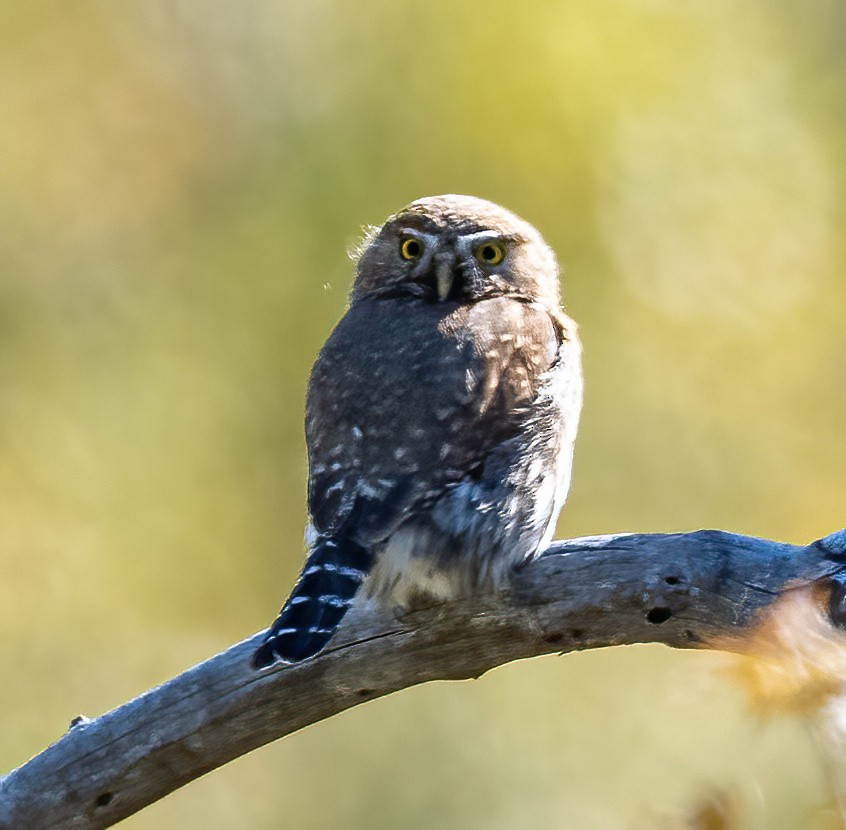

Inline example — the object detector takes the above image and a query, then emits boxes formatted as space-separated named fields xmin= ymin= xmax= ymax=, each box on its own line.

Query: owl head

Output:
xmin=351 ymin=195 xmax=561 ymax=311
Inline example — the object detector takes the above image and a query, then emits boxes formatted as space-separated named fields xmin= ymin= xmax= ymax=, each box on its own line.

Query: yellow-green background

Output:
xmin=1 ymin=2 xmax=845 ymax=827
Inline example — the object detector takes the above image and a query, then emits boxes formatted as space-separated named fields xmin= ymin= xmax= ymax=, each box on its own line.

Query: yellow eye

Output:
xmin=400 ymin=236 xmax=423 ymax=260
xmin=474 ymin=240 xmax=506 ymax=265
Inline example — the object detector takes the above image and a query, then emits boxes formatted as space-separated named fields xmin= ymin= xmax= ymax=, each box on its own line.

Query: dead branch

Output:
xmin=1 ymin=528 xmax=845 ymax=829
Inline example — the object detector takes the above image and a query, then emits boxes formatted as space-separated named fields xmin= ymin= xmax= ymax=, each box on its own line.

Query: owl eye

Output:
xmin=400 ymin=236 xmax=424 ymax=260
xmin=474 ymin=240 xmax=506 ymax=265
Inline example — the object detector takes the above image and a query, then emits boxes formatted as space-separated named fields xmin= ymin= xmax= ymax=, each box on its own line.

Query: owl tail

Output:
xmin=252 ymin=536 xmax=373 ymax=668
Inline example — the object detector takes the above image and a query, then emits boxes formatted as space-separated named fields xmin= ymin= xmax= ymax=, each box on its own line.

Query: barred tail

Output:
xmin=252 ymin=536 xmax=372 ymax=668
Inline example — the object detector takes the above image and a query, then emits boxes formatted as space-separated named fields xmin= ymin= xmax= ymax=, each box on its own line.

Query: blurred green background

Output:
xmin=1 ymin=1 xmax=845 ymax=827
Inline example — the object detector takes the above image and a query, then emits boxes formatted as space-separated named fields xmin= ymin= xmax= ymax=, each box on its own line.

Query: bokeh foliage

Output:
xmin=1 ymin=1 xmax=845 ymax=827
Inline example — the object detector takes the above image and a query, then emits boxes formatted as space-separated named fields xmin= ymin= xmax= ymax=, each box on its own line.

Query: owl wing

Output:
xmin=304 ymin=296 xmax=570 ymax=547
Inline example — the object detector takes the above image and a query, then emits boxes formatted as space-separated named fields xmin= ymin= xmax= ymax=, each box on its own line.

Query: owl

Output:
xmin=253 ymin=195 xmax=582 ymax=668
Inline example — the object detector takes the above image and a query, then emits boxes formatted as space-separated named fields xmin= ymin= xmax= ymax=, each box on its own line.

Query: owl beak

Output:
xmin=435 ymin=257 xmax=454 ymax=302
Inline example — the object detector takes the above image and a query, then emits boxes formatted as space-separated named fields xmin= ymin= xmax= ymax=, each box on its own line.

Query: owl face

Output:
xmin=352 ymin=195 xmax=561 ymax=310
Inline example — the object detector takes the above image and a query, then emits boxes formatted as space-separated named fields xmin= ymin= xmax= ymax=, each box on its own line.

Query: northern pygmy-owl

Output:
xmin=253 ymin=195 xmax=582 ymax=668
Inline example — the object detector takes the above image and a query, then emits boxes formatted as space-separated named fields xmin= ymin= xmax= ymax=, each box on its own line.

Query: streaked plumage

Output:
xmin=253 ymin=195 xmax=582 ymax=668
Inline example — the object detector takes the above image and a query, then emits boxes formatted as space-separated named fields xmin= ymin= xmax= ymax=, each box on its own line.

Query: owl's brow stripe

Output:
xmin=460 ymin=231 xmax=524 ymax=244
xmin=395 ymin=228 xmax=439 ymax=240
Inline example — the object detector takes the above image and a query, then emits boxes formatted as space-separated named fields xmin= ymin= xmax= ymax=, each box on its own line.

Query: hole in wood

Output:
xmin=664 ymin=576 xmax=680 ymax=585
xmin=646 ymin=607 xmax=672 ymax=624
xmin=94 ymin=792 xmax=114 ymax=808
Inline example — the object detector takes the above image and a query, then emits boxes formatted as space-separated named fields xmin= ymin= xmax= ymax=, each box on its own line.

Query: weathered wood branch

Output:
xmin=2 ymin=528 xmax=845 ymax=829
